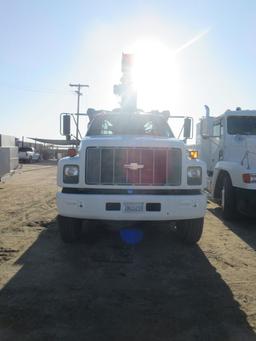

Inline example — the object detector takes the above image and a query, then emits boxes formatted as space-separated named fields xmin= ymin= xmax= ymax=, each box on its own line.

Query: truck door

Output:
xmin=210 ymin=119 xmax=224 ymax=171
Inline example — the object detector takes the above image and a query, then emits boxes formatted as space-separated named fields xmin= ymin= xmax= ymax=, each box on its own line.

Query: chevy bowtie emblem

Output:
xmin=124 ymin=163 xmax=144 ymax=171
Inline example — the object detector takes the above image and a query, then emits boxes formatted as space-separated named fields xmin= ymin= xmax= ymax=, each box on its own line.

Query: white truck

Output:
xmin=18 ymin=146 xmax=40 ymax=163
xmin=56 ymin=53 xmax=207 ymax=244
xmin=196 ymin=106 xmax=256 ymax=219
xmin=57 ymin=110 xmax=207 ymax=244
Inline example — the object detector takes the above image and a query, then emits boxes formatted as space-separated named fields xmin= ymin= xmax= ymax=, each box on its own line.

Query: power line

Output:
xmin=0 ymin=82 xmax=71 ymax=95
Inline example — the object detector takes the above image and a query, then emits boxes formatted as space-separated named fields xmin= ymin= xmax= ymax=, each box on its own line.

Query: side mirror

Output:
xmin=63 ymin=115 xmax=71 ymax=135
xmin=184 ymin=117 xmax=192 ymax=139
xmin=60 ymin=113 xmax=71 ymax=139
xmin=200 ymin=119 xmax=212 ymax=138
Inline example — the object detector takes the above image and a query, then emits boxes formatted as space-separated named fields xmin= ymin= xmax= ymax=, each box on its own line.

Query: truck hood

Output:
xmin=226 ymin=135 xmax=256 ymax=169
xmin=80 ymin=136 xmax=184 ymax=149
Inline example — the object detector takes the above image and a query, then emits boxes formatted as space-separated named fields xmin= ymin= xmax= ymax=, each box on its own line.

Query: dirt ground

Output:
xmin=0 ymin=162 xmax=255 ymax=341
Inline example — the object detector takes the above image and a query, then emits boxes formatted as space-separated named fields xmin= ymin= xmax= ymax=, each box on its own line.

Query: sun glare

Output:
xmin=129 ymin=39 xmax=181 ymax=111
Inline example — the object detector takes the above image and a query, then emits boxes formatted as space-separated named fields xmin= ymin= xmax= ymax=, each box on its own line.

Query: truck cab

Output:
xmin=57 ymin=110 xmax=207 ymax=244
xmin=196 ymin=107 xmax=256 ymax=219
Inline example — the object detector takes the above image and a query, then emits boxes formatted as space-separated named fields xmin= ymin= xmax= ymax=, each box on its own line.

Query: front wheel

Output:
xmin=58 ymin=215 xmax=82 ymax=243
xmin=221 ymin=174 xmax=236 ymax=220
xmin=176 ymin=218 xmax=204 ymax=244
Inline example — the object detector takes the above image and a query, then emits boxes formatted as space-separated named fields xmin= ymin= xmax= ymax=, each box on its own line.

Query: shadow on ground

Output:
xmin=0 ymin=220 xmax=255 ymax=341
xmin=19 ymin=160 xmax=57 ymax=166
xmin=209 ymin=207 xmax=256 ymax=251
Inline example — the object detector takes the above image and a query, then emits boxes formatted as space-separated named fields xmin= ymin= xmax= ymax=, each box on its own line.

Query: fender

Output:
xmin=212 ymin=161 xmax=256 ymax=195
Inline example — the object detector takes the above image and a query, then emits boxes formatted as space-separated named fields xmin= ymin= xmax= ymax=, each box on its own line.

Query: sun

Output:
xmin=129 ymin=39 xmax=181 ymax=111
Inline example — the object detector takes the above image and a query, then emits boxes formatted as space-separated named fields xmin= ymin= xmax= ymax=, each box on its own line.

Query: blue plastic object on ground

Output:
xmin=120 ymin=228 xmax=144 ymax=245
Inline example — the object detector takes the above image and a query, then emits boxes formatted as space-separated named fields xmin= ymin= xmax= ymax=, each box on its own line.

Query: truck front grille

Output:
xmin=85 ymin=147 xmax=181 ymax=186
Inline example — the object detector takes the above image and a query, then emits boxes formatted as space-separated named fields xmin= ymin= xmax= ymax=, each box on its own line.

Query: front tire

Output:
xmin=176 ymin=218 xmax=204 ymax=244
xmin=58 ymin=215 xmax=82 ymax=243
xmin=221 ymin=174 xmax=236 ymax=220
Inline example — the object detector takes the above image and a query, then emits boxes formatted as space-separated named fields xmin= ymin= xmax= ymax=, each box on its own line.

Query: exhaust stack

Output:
xmin=204 ymin=105 xmax=210 ymax=118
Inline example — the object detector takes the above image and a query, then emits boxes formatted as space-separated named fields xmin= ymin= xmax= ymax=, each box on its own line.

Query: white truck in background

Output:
xmin=196 ymin=106 xmax=256 ymax=219
xmin=18 ymin=147 xmax=40 ymax=163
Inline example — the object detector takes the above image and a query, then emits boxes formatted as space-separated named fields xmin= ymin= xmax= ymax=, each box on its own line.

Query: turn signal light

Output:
xmin=243 ymin=173 xmax=256 ymax=183
xmin=67 ymin=148 xmax=77 ymax=157
xmin=188 ymin=150 xmax=199 ymax=159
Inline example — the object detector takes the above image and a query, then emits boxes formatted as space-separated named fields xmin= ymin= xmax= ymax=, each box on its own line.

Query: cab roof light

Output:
xmin=188 ymin=150 xmax=199 ymax=159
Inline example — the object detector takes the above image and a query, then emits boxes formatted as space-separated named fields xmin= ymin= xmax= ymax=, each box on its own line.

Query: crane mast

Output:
xmin=113 ymin=53 xmax=137 ymax=113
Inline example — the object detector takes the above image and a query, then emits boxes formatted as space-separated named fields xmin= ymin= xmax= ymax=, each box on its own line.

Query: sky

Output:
xmin=0 ymin=0 xmax=256 ymax=140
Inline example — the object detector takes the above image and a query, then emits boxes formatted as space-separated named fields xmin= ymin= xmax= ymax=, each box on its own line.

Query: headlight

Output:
xmin=187 ymin=166 xmax=202 ymax=185
xmin=63 ymin=165 xmax=79 ymax=183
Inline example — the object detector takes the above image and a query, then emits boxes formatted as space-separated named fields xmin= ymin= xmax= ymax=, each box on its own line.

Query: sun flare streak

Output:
xmin=174 ymin=27 xmax=211 ymax=55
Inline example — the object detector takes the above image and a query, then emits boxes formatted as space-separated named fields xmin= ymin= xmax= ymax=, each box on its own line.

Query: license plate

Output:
xmin=123 ymin=202 xmax=144 ymax=213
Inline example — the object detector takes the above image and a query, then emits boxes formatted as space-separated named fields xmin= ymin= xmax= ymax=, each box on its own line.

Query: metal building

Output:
xmin=0 ymin=134 xmax=18 ymax=180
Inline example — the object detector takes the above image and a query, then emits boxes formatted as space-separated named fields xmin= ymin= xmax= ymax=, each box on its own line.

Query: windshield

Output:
xmin=86 ymin=114 xmax=174 ymax=137
xmin=227 ymin=116 xmax=256 ymax=135
xmin=18 ymin=147 xmax=33 ymax=152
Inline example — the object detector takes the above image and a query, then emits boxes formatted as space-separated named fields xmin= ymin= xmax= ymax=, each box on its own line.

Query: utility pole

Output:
xmin=69 ymin=83 xmax=89 ymax=141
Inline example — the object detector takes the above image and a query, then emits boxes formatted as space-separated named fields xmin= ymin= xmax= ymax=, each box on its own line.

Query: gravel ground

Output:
xmin=0 ymin=163 xmax=255 ymax=341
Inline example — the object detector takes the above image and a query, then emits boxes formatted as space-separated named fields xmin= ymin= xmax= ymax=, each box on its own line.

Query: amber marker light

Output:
xmin=188 ymin=150 xmax=199 ymax=159
xmin=243 ymin=173 xmax=256 ymax=183
xmin=67 ymin=148 xmax=77 ymax=157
